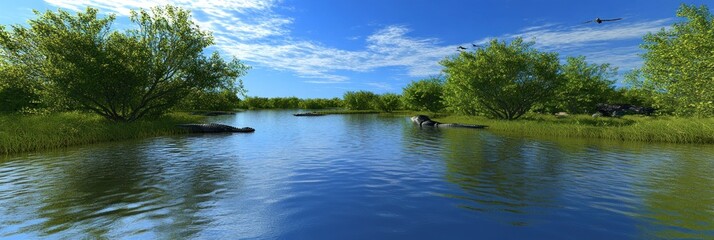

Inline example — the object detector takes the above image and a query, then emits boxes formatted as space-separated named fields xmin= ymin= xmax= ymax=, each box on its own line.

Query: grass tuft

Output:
xmin=0 ymin=112 xmax=202 ymax=155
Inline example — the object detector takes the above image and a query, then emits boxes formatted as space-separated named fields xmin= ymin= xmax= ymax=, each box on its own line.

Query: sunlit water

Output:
xmin=1 ymin=110 xmax=713 ymax=239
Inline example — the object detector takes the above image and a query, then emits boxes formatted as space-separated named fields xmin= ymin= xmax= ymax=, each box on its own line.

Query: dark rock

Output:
xmin=410 ymin=115 xmax=487 ymax=129
xmin=293 ymin=112 xmax=325 ymax=116
xmin=177 ymin=123 xmax=254 ymax=133
xmin=595 ymin=103 xmax=655 ymax=117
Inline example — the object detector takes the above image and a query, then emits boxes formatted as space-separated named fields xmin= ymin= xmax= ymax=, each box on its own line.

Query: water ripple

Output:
xmin=1 ymin=111 xmax=713 ymax=239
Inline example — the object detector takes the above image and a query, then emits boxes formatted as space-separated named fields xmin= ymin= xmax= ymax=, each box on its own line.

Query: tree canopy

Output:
xmin=541 ymin=56 xmax=617 ymax=114
xmin=373 ymin=93 xmax=402 ymax=112
xmin=343 ymin=90 xmax=378 ymax=110
xmin=637 ymin=4 xmax=714 ymax=117
xmin=401 ymin=77 xmax=445 ymax=112
xmin=0 ymin=6 xmax=248 ymax=121
xmin=441 ymin=38 xmax=562 ymax=119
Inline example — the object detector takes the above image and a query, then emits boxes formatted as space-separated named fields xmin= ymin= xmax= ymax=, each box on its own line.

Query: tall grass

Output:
xmin=436 ymin=114 xmax=714 ymax=144
xmin=0 ymin=112 xmax=202 ymax=155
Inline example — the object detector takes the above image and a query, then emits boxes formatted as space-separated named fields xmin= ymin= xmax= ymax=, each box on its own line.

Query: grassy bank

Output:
xmin=0 ymin=112 xmax=203 ymax=155
xmin=436 ymin=114 xmax=714 ymax=144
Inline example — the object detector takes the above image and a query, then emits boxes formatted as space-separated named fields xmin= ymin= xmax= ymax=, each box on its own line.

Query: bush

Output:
xmin=373 ymin=93 xmax=402 ymax=112
xmin=402 ymin=77 xmax=445 ymax=112
xmin=441 ymin=38 xmax=562 ymax=119
xmin=343 ymin=91 xmax=378 ymax=110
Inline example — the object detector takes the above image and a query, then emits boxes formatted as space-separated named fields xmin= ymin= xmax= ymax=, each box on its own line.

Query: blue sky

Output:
xmin=0 ymin=0 xmax=709 ymax=98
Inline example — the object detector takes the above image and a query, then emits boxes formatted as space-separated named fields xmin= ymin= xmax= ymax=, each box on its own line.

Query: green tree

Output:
xmin=610 ymin=70 xmax=658 ymax=111
xmin=241 ymin=96 xmax=269 ymax=109
xmin=299 ymin=97 xmax=342 ymax=109
xmin=343 ymin=90 xmax=377 ymax=110
xmin=401 ymin=77 xmax=445 ymax=112
xmin=638 ymin=4 xmax=714 ymax=116
xmin=0 ymin=63 xmax=41 ymax=112
xmin=178 ymin=88 xmax=243 ymax=111
xmin=441 ymin=38 xmax=562 ymax=119
xmin=373 ymin=93 xmax=402 ymax=112
xmin=541 ymin=56 xmax=617 ymax=114
xmin=0 ymin=6 xmax=248 ymax=121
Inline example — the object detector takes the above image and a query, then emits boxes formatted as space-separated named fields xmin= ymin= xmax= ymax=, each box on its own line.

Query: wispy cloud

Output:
xmin=365 ymin=82 xmax=393 ymax=91
xmin=43 ymin=0 xmax=670 ymax=83
xmin=508 ymin=19 xmax=669 ymax=49
xmin=499 ymin=19 xmax=670 ymax=73
xmin=216 ymin=25 xmax=454 ymax=82
xmin=44 ymin=0 xmax=291 ymax=40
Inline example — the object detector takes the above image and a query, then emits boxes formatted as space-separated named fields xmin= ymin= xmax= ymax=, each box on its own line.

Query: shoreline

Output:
xmin=0 ymin=112 xmax=204 ymax=155
xmin=3 ymin=110 xmax=713 ymax=156
xmin=435 ymin=114 xmax=714 ymax=144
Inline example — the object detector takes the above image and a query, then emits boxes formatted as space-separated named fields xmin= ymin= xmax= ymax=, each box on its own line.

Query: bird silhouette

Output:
xmin=583 ymin=17 xmax=623 ymax=24
xmin=472 ymin=43 xmax=484 ymax=48
xmin=457 ymin=46 xmax=467 ymax=51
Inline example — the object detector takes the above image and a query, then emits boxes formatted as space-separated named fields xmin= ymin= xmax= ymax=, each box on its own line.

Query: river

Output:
xmin=1 ymin=110 xmax=712 ymax=239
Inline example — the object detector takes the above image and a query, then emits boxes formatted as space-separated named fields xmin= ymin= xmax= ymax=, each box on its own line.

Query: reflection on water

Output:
xmin=436 ymin=130 xmax=714 ymax=239
xmin=1 ymin=110 xmax=713 ymax=239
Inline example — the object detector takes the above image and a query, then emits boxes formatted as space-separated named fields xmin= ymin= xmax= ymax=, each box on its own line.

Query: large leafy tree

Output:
xmin=401 ymin=77 xmax=445 ymax=112
xmin=638 ymin=4 xmax=714 ymax=117
xmin=541 ymin=56 xmax=617 ymax=114
xmin=0 ymin=6 xmax=247 ymax=121
xmin=0 ymin=63 xmax=41 ymax=112
xmin=441 ymin=38 xmax=562 ymax=119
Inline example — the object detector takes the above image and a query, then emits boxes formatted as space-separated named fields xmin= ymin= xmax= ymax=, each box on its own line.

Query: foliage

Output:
xmin=402 ymin=77 xmax=445 ymax=112
xmin=0 ymin=6 xmax=248 ymax=121
xmin=611 ymin=71 xmax=659 ymax=111
xmin=268 ymin=97 xmax=301 ymax=109
xmin=240 ymin=96 xmax=342 ymax=109
xmin=299 ymin=97 xmax=342 ymax=109
xmin=0 ymin=64 xmax=41 ymax=112
xmin=441 ymin=38 xmax=562 ymax=119
xmin=343 ymin=90 xmax=378 ymax=110
xmin=538 ymin=56 xmax=617 ymax=114
xmin=637 ymin=4 xmax=714 ymax=117
xmin=177 ymin=88 xmax=242 ymax=111
xmin=373 ymin=93 xmax=402 ymax=112
xmin=241 ymin=97 xmax=269 ymax=109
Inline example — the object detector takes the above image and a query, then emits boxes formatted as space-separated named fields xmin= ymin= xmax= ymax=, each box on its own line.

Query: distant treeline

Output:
xmin=239 ymin=92 xmax=404 ymax=112
xmin=239 ymin=97 xmax=343 ymax=109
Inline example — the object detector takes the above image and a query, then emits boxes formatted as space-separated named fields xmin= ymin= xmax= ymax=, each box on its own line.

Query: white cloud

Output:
xmin=214 ymin=25 xmax=456 ymax=82
xmin=44 ymin=0 xmax=290 ymax=40
xmin=365 ymin=82 xmax=393 ymax=91
xmin=502 ymin=19 xmax=669 ymax=73
xmin=42 ymin=0 xmax=670 ymax=83
xmin=508 ymin=19 xmax=669 ymax=49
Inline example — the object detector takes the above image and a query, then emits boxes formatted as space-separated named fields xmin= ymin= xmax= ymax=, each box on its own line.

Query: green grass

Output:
xmin=0 ymin=112 xmax=203 ymax=155
xmin=435 ymin=114 xmax=714 ymax=144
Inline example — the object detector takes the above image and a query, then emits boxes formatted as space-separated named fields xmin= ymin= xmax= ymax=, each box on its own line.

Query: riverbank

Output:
xmin=0 ymin=112 xmax=203 ymax=155
xmin=436 ymin=114 xmax=714 ymax=144
xmin=284 ymin=109 xmax=714 ymax=144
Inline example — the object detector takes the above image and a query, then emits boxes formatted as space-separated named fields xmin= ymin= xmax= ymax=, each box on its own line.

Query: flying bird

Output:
xmin=472 ymin=43 xmax=484 ymax=48
xmin=457 ymin=46 xmax=467 ymax=51
xmin=583 ymin=17 xmax=623 ymax=24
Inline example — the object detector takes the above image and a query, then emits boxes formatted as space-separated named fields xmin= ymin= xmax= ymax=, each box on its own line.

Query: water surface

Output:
xmin=1 ymin=110 xmax=713 ymax=239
